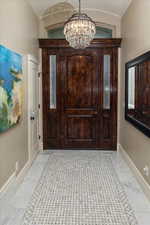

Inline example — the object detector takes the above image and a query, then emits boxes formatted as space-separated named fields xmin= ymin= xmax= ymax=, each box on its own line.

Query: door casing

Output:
xmin=39 ymin=39 xmax=122 ymax=150
xmin=27 ymin=55 xmax=40 ymax=160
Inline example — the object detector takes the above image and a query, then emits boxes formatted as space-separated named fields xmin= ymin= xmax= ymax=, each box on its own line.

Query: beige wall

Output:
xmin=120 ymin=0 xmax=150 ymax=184
xmin=0 ymin=0 xmax=39 ymax=189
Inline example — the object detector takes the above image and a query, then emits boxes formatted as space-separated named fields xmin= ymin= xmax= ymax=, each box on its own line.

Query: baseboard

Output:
xmin=39 ymin=141 xmax=43 ymax=152
xmin=0 ymin=172 xmax=16 ymax=199
xmin=0 ymin=150 xmax=38 ymax=199
xmin=16 ymin=150 xmax=39 ymax=186
xmin=15 ymin=159 xmax=31 ymax=186
xmin=118 ymin=143 xmax=150 ymax=202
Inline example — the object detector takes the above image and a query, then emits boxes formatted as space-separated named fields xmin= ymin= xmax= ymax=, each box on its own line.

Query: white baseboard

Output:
xmin=118 ymin=143 xmax=150 ymax=202
xmin=0 ymin=150 xmax=38 ymax=199
xmin=0 ymin=172 xmax=16 ymax=199
xmin=39 ymin=141 xmax=43 ymax=152
xmin=16 ymin=150 xmax=39 ymax=186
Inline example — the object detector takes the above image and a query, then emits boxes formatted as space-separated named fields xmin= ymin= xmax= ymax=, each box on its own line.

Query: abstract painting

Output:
xmin=0 ymin=45 xmax=23 ymax=133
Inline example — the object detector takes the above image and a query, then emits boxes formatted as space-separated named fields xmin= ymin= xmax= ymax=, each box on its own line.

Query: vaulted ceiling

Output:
xmin=27 ymin=0 xmax=132 ymax=17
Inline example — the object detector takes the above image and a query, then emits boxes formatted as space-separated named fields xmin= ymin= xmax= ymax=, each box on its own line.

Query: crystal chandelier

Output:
xmin=64 ymin=0 xmax=96 ymax=49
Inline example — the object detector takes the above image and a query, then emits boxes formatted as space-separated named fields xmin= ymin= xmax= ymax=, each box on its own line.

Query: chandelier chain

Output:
xmin=79 ymin=0 xmax=81 ymax=15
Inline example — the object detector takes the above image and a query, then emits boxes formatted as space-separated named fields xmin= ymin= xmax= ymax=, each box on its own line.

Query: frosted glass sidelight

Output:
xmin=50 ymin=55 xmax=56 ymax=109
xmin=103 ymin=55 xmax=111 ymax=109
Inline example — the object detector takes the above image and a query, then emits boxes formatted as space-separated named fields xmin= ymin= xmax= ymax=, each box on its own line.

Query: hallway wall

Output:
xmin=120 ymin=0 xmax=150 ymax=185
xmin=0 ymin=0 xmax=39 ymax=189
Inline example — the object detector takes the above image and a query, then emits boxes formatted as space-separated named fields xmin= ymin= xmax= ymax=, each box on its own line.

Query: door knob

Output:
xmin=30 ymin=111 xmax=36 ymax=121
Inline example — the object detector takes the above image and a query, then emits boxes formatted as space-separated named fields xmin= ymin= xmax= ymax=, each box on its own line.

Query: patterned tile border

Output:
xmin=21 ymin=151 xmax=138 ymax=225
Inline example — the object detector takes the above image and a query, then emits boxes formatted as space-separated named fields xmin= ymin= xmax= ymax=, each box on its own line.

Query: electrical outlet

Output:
xmin=143 ymin=166 xmax=149 ymax=177
xmin=15 ymin=161 xmax=19 ymax=174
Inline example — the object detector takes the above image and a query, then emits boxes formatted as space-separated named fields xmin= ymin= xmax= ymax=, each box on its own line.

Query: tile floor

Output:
xmin=0 ymin=150 xmax=150 ymax=225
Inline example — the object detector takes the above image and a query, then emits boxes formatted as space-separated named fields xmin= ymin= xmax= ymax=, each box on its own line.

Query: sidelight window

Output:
xmin=103 ymin=55 xmax=111 ymax=109
xmin=50 ymin=55 xmax=56 ymax=109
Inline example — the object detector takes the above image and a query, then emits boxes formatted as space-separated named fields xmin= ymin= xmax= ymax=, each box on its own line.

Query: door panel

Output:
xmin=42 ymin=50 xmax=60 ymax=148
xmin=67 ymin=116 xmax=96 ymax=139
xmin=60 ymin=50 xmax=99 ymax=148
xmin=42 ymin=45 xmax=118 ymax=150
xmin=65 ymin=55 xmax=94 ymax=107
xmin=100 ymin=49 xmax=116 ymax=148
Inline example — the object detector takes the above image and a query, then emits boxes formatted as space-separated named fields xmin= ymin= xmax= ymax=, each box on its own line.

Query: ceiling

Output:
xmin=27 ymin=0 xmax=132 ymax=17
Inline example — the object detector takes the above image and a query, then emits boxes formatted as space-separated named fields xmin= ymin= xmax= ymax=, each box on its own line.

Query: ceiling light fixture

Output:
xmin=64 ymin=0 xmax=96 ymax=49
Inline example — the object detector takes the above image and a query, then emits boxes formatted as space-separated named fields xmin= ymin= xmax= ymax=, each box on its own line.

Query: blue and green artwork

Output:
xmin=0 ymin=45 xmax=23 ymax=133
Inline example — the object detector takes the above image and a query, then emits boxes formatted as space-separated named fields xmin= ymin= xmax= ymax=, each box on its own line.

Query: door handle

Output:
xmin=30 ymin=111 xmax=36 ymax=121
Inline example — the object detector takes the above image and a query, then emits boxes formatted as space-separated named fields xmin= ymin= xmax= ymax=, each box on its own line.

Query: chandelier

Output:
xmin=64 ymin=0 xmax=96 ymax=49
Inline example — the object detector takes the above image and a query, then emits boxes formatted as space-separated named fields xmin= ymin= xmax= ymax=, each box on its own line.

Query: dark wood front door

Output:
xmin=60 ymin=50 xmax=99 ymax=149
xmin=40 ymin=39 xmax=121 ymax=150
